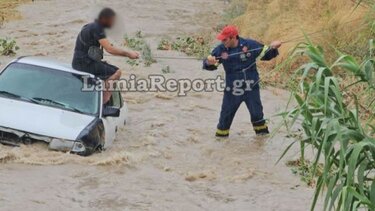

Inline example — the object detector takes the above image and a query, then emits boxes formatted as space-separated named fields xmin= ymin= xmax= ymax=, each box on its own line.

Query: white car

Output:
xmin=0 ymin=56 xmax=128 ymax=156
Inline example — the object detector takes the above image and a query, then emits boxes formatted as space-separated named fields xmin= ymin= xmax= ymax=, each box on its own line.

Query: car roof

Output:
xmin=14 ymin=56 xmax=96 ymax=77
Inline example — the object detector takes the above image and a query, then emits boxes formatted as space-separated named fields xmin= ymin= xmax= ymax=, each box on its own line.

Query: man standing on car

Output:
xmin=203 ymin=25 xmax=282 ymax=137
xmin=72 ymin=8 xmax=139 ymax=104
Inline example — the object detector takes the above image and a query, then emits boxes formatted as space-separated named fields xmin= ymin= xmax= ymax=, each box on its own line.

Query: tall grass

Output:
xmin=233 ymin=0 xmax=375 ymax=89
xmin=279 ymin=37 xmax=375 ymax=210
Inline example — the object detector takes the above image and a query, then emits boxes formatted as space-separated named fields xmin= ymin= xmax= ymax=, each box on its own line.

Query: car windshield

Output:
xmin=0 ymin=63 xmax=99 ymax=115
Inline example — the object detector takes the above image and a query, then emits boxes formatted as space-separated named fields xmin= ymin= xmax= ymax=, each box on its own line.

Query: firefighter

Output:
xmin=203 ymin=25 xmax=282 ymax=137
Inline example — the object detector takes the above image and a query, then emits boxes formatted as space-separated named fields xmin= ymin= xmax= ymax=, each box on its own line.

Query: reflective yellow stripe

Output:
xmin=259 ymin=45 xmax=269 ymax=59
xmin=216 ymin=129 xmax=230 ymax=135
xmin=254 ymin=125 xmax=268 ymax=131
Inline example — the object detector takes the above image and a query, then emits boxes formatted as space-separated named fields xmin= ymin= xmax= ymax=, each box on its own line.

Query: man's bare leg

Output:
xmin=103 ymin=69 xmax=122 ymax=104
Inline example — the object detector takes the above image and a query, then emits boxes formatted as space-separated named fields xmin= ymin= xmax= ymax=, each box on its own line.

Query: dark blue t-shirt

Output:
xmin=73 ymin=22 xmax=106 ymax=61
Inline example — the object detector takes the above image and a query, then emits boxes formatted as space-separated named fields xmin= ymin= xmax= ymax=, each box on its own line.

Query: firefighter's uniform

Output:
xmin=203 ymin=37 xmax=279 ymax=137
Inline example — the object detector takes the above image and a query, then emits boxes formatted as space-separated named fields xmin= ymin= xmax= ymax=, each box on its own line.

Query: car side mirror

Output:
xmin=102 ymin=106 xmax=120 ymax=117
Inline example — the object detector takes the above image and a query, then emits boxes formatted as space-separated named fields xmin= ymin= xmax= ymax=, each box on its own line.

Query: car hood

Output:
xmin=0 ymin=97 xmax=96 ymax=140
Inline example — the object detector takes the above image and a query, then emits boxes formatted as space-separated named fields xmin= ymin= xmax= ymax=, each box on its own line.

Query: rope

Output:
xmin=100 ymin=17 xmax=371 ymax=87
xmin=199 ymin=17 xmax=370 ymax=89
xmin=75 ymin=15 xmax=370 ymax=84
xmin=152 ymin=55 xmax=199 ymax=60
xmin=148 ymin=17 xmax=367 ymax=60
xmin=280 ymin=17 xmax=365 ymax=44
xmin=251 ymin=18 xmax=371 ymax=87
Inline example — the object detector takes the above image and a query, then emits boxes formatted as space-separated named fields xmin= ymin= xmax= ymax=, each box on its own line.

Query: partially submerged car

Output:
xmin=0 ymin=56 xmax=128 ymax=156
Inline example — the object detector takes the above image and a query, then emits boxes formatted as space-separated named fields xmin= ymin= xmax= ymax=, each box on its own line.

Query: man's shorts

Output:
xmin=73 ymin=58 xmax=119 ymax=80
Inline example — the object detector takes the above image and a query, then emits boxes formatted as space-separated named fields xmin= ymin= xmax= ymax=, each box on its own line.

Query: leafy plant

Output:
xmin=278 ymin=37 xmax=375 ymax=210
xmin=0 ymin=38 xmax=19 ymax=56
xmin=141 ymin=41 xmax=156 ymax=67
xmin=124 ymin=31 xmax=156 ymax=67
xmin=125 ymin=59 xmax=140 ymax=67
xmin=161 ymin=65 xmax=172 ymax=74
xmin=124 ymin=31 xmax=144 ymax=51
xmin=287 ymin=159 xmax=324 ymax=187
xmin=158 ymin=38 xmax=172 ymax=51
xmin=157 ymin=36 xmax=212 ymax=59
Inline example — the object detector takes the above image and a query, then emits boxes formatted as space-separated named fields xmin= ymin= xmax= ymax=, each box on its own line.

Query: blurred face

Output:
xmin=101 ymin=16 xmax=116 ymax=29
xmin=222 ymin=36 xmax=237 ymax=48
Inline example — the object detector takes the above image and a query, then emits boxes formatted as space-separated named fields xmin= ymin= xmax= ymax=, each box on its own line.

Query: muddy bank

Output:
xmin=0 ymin=0 xmax=320 ymax=210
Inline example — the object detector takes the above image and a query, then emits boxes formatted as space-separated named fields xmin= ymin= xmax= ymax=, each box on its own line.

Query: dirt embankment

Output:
xmin=234 ymin=0 xmax=369 ymax=59
xmin=231 ymin=0 xmax=374 ymax=89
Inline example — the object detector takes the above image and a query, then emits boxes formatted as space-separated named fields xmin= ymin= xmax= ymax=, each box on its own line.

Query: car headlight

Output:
xmin=72 ymin=141 xmax=86 ymax=153
xmin=49 ymin=139 xmax=86 ymax=153
xmin=49 ymin=138 xmax=73 ymax=152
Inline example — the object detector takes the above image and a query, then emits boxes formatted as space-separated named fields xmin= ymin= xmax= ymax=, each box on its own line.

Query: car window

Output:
xmin=0 ymin=63 xmax=100 ymax=115
xmin=111 ymin=91 xmax=123 ymax=108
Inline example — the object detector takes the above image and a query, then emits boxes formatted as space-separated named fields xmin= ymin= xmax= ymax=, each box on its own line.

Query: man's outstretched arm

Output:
xmin=259 ymin=40 xmax=282 ymax=61
xmin=203 ymin=47 xmax=222 ymax=71
xmin=99 ymin=38 xmax=139 ymax=59
xmin=203 ymin=55 xmax=221 ymax=71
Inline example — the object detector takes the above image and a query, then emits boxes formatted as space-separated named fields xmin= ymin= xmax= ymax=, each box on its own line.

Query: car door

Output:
xmin=111 ymin=91 xmax=127 ymax=129
xmin=102 ymin=91 xmax=127 ymax=149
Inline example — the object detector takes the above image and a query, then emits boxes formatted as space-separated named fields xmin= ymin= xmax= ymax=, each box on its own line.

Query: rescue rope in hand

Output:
xmin=98 ymin=17 xmax=368 ymax=62
xmin=250 ymin=18 xmax=370 ymax=88
xmin=152 ymin=17 xmax=366 ymax=60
